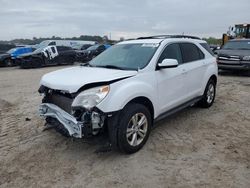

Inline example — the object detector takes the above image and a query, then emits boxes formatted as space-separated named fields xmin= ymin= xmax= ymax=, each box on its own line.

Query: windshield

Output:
xmin=89 ymin=43 xmax=159 ymax=70
xmin=222 ymin=41 xmax=250 ymax=50
xmin=37 ymin=41 xmax=51 ymax=49
xmin=34 ymin=47 xmax=44 ymax=53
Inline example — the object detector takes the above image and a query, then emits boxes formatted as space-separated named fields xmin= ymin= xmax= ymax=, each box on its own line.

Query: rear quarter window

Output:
xmin=180 ymin=43 xmax=204 ymax=63
xmin=200 ymin=43 xmax=214 ymax=55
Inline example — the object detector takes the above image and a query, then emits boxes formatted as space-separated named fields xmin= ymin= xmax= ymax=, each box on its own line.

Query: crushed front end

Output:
xmin=38 ymin=85 xmax=106 ymax=138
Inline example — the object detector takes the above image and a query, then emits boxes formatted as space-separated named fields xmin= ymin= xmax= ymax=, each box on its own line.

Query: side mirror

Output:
xmin=157 ymin=59 xmax=178 ymax=69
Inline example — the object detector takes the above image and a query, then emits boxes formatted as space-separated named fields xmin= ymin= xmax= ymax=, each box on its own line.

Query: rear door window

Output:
xmin=180 ymin=43 xmax=204 ymax=63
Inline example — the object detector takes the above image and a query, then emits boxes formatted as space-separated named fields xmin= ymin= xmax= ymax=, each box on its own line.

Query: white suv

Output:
xmin=38 ymin=35 xmax=218 ymax=153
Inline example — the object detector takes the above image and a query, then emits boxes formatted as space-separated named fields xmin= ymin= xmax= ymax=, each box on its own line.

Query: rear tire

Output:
xmin=198 ymin=79 xmax=216 ymax=108
xmin=113 ymin=103 xmax=152 ymax=154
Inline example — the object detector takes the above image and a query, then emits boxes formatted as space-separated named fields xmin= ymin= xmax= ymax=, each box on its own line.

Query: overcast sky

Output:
xmin=0 ymin=0 xmax=249 ymax=40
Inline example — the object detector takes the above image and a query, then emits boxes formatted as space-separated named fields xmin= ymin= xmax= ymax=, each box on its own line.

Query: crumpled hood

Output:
xmin=40 ymin=66 xmax=137 ymax=93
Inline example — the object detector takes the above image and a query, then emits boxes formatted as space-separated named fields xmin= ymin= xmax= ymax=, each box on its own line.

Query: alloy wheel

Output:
xmin=126 ymin=113 xmax=148 ymax=146
xmin=207 ymin=83 xmax=215 ymax=104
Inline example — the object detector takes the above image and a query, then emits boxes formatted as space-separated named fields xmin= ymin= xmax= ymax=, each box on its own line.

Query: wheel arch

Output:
xmin=201 ymin=74 xmax=217 ymax=95
xmin=126 ymin=96 xmax=155 ymax=123
xmin=209 ymin=74 xmax=217 ymax=85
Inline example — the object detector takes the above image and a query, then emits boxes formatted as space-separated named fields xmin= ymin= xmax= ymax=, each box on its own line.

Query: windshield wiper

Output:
xmin=97 ymin=65 xmax=125 ymax=70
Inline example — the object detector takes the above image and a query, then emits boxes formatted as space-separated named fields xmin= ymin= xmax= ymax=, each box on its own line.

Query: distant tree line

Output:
xmin=202 ymin=37 xmax=222 ymax=45
xmin=0 ymin=35 xmax=117 ymax=45
xmin=0 ymin=35 xmax=222 ymax=46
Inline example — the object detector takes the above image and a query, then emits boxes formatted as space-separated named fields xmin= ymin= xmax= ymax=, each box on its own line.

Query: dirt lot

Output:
xmin=0 ymin=66 xmax=249 ymax=188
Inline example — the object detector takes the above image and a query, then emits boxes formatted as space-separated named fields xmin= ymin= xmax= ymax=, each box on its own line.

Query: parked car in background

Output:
xmin=209 ymin=44 xmax=220 ymax=52
xmin=0 ymin=53 xmax=12 ymax=67
xmin=0 ymin=47 xmax=35 ymax=67
xmin=38 ymin=35 xmax=217 ymax=153
xmin=74 ymin=44 xmax=94 ymax=62
xmin=216 ymin=39 xmax=250 ymax=71
xmin=72 ymin=44 xmax=93 ymax=50
xmin=17 ymin=46 xmax=76 ymax=68
xmin=76 ymin=44 xmax=110 ymax=62
xmin=35 ymin=40 xmax=97 ymax=49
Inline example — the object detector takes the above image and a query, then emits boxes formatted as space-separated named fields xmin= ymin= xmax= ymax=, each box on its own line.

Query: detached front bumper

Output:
xmin=39 ymin=103 xmax=83 ymax=138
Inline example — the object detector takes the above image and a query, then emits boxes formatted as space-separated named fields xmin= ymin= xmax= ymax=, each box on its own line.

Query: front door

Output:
xmin=156 ymin=43 xmax=188 ymax=114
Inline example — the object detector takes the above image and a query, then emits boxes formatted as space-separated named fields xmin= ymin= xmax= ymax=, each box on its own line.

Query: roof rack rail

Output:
xmin=137 ymin=35 xmax=201 ymax=40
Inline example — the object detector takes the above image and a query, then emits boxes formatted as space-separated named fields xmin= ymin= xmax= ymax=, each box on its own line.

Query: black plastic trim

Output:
xmin=154 ymin=96 xmax=202 ymax=123
xmin=138 ymin=35 xmax=201 ymax=40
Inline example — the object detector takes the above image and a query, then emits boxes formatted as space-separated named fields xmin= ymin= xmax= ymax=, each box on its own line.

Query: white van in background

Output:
xmin=36 ymin=40 xmax=97 ymax=49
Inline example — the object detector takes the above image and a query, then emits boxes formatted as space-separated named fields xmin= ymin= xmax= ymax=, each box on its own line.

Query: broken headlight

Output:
xmin=72 ymin=85 xmax=109 ymax=109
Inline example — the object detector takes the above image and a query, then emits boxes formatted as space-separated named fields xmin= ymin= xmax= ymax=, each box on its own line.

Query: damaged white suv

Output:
xmin=38 ymin=35 xmax=218 ymax=153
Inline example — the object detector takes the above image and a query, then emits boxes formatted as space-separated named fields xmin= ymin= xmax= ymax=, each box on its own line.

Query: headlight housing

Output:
xmin=242 ymin=56 xmax=250 ymax=61
xmin=72 ymin=85 xmax=109 ymax=109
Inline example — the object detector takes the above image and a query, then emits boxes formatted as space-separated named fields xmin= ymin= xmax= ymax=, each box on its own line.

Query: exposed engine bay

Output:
xmin=39 ymin=86 xmax=106 ymax=138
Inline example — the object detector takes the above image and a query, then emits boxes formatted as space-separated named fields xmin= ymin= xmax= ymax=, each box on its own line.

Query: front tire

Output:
xmin=115 ymin=103 xmax=152 ymax=154
xmin=198 ymin=79 xmax=216 ymax=108
xmin=4 ymin=58 xmax=13 ymax=67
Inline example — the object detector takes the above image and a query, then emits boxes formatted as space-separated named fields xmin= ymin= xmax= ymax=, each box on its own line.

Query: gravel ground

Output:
xmin=0 ymin=66 xmax=249 ymax=188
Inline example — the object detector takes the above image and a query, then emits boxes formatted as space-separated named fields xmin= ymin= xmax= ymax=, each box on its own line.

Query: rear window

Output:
xmin=200 ymin=43 xmax=214 ymax=55
xmin=180 ymin=43 xmax=204 ymax=63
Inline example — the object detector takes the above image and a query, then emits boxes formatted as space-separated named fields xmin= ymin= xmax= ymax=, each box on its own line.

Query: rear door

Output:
xmin=179 ymin=43 xmax=207 ymax=100
xmin=156 ymin=43 xmax=187 ymax=114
